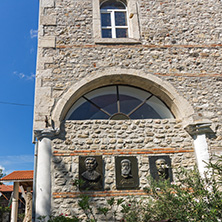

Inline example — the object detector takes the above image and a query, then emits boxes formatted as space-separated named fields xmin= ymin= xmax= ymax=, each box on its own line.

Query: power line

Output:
xmin=0 ymin=101 xmax=33 ymax=107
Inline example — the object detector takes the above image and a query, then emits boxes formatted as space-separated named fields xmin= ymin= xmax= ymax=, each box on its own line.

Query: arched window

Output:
xmin=100 ymin=0 xmax=128 ymax=38
xmin=66 ymin=85 xmax=174 ymax=120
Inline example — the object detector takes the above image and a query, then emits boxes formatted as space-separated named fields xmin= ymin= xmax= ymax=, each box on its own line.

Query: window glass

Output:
xmin=101 ymin=13 xmax=111 ymax=26
xmin=89 ymin=95 xmax=117 ymax=115
xmin=116 ymin=28 xmax=128 ymax=38
xmin=115 ymin=12 xmax=127 ymax=26
xmin=85 ymin=86 xmax=117 ymax=115
xmin=66 ymin=85 xmax=174 ymax=120
xmin=119 ymin=95 xmax=141 ymax=114
xmin=102 ymin=29 xmax=112 ymax=38
xmin=146 ymin=96 xmax=174 ymax=119
xmin=119 ymin=86 xmax=151 ymax=114
xmin=129 ymin=103 xmax=161 ymax=119
xmin=67 ymin=98 xmax=109 ymax=120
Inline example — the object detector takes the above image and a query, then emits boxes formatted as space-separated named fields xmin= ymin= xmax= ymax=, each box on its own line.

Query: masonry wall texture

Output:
xmin=34 ymin=0 xmax=222 ymax=218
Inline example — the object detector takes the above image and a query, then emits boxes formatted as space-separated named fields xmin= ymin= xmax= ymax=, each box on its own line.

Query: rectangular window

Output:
xmin=93 ymin=0 xmax=141 ymax=43
xmin=100 ymin=1 xmax=128 ymax=38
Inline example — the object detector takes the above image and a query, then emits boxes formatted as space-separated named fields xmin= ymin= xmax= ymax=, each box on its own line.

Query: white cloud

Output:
xmin=26 ymin=73 xmax=36 ymax=80
xmin=0 ymin=165 xmax=5 ymax=171
xmin=30 ymin=29 xmax=38 ymax=39
xmin=13 ymin=71 xmax=35 ymax=80
xmin=0 ymin=155 xmax=34 ymax=175
xmin=30 ymin=47 xmax=35 ymax=54
xmin=0 ymin=155 xmax=34 ymax=165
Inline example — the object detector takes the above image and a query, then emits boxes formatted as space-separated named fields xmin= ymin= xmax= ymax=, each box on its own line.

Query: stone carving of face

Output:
xmin=155 ymin=158 xmax=168 ymax=177
xmin=81 ymin=157 xmax=100 ymax=182
xmin=121 ymin=159 xmax=132 ymax=178
xmin=85 ymin=157 xmax=97 ymax=172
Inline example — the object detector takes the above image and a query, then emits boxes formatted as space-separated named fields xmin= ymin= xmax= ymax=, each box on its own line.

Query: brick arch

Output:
xmin=52 ymin=68 xmax=194 ymax=128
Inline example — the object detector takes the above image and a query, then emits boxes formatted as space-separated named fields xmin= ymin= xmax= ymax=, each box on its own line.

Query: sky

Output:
xmin=0 ymin=0 xmax=39 ymax=176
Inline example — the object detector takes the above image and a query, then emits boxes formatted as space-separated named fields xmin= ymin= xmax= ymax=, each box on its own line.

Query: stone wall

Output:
xmin=34 ymin=0 xmax=222 ymax=148
xmin=34 ymin=0 xmax=222 ymax=218
xmin=51 ymin=120 xmax=196 ymax=217
xmin=163 ymin=76 xmax=222 ymax=153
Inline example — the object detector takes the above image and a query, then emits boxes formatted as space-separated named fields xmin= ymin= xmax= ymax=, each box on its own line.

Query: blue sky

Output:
xmin=0 ymin=0 xmax=39 ymax=175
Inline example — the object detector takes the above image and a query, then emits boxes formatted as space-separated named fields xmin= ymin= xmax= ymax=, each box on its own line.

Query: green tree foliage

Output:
xmin=0 ymin=168 xmax=10 ymax=219
xmin=0 ymin=168 xmax=4 ymax=184
xmin=143 ymin=166 xmax=222 ymax=221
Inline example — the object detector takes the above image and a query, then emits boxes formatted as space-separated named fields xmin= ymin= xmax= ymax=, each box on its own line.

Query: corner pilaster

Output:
xmin=34 ymin=128 xmax=59 ymax=221
xmin=185 ymin=121 xmax=213 ymax=176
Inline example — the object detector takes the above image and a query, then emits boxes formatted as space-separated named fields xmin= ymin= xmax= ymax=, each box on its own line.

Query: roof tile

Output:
xmin=0 ymin=184 xmax=22 ymax=193
xmin=0 ymin=184 xmax=13 ymax=192
xmin=0 ymin=170 xmax=33 ymax=181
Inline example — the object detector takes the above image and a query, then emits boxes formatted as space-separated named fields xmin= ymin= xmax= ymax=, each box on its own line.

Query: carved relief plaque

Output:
xmin=115 ymin=156 xmax=139 ymax=190
xmin=149 ymin=155 xmax=173 ymax=182
xmin=79 ymin=156 xmax=103 ymax=191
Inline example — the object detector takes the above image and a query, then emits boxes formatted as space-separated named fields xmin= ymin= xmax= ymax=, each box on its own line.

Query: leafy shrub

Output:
xmin=143 ymin=166 xmax=222 ymax=221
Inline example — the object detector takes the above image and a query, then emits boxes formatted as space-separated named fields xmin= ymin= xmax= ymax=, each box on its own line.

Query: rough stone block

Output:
xmin=40 ymin=16 xmax=57 ymax=25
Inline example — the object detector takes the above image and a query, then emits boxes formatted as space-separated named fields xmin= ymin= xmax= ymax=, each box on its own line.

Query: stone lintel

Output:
xmin=34 ymin=128 xmax=60 ymax=140
xmin=38 ymin=37 xmax=56 ymax=48
xmin=185 ymin=121 xmax=213 ymax=136
xmin=40 ymin=16 xmax=57 ymax=26
xmin=94 ymin=38 xmax=141 ymax=44
xmin=41 ymin=0 xmax=55 ymax=8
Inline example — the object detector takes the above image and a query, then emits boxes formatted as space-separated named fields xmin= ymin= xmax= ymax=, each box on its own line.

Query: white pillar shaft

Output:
xmin=35 ymin=137 xmax=52 ymax=220
xmin=193 ymin=133 xmax=210 ymax=176
xmin=11 ymin=182 xmax=19 ymax=222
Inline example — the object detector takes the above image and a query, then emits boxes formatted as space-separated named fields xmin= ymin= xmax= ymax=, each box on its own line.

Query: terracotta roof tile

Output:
xmin=0 ymin=184 xmax=22 ymax=193
xmin=0 ymin=184 xmax=13 ymax=192
xmin=0 ymin=170 xmax=33 ymax=181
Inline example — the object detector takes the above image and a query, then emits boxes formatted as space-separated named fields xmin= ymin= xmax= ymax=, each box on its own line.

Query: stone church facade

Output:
xmin=33 ymin=0 xmax=222 ymax=220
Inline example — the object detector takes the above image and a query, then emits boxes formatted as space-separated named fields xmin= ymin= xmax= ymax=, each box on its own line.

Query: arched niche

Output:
xmin=52 ymin=68 xmax=194 ymax=128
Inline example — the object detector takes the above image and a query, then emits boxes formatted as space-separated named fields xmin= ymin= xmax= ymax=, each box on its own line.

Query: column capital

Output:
xmin=185 ymin=121 xmax=213 ymax=136
xmin=34 ymin=128 xmax=60 ymax=140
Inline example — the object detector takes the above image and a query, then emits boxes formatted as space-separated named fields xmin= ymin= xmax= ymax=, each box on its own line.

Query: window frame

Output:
xmin=100 ymin=1 xmax=129 ymax=38
xmin=93 ymin=0 xmax=141 ymax=44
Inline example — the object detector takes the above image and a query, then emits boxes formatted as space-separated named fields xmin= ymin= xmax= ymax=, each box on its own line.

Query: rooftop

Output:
xmin=0 ymin=184 xmax=22 ymax=193
xmin=0 ymin=184 xmax=14 ymax=192
xmin=0 ymin=170 xmax=33 ymax=182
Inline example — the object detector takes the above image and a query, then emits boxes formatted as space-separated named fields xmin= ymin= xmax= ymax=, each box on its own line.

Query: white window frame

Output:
xmin=100 ymin=1 xmax=129 ymax=38
xmin=93 ymin=0 xmax=141 ymax=44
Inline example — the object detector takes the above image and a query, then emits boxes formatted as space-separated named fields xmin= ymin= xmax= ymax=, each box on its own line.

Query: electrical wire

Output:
xmin=0 ymin=101 xmax=32 ymax=107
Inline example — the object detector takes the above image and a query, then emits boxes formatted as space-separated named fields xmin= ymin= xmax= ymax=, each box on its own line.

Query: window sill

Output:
xmin=94 ymin=38 xmax=141 ymax=44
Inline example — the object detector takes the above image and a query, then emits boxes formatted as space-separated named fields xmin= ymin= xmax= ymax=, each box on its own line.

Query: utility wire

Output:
xmin=0 ymin=101 xmax=33 ymax=107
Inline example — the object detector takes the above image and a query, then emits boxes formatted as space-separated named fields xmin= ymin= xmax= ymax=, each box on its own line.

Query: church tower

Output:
xmin=33 ymin=0 xmax=222 ymax=220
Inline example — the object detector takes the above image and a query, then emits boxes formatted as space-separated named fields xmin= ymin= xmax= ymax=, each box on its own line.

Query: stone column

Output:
xmin=185 ymin=121 xmax=213 ymax=176
xmin=11 ymin=182 xmax=19 ymax=222
xmin=23 ymin=187 xmax=32 ymax=222
xmin=34 ymin=128 xmax=59 ymax=221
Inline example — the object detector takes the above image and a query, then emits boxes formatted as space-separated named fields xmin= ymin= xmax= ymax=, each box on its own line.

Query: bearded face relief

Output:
xmin=149 ymin=156 xmax=173 ymax=182
xmin=155 ymin=158 xmax=169 ymax=180
xmin=121 ymin=159 xmax=132 ymax=179
xmin=116 ymin=156 xmax=139 ymax=190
